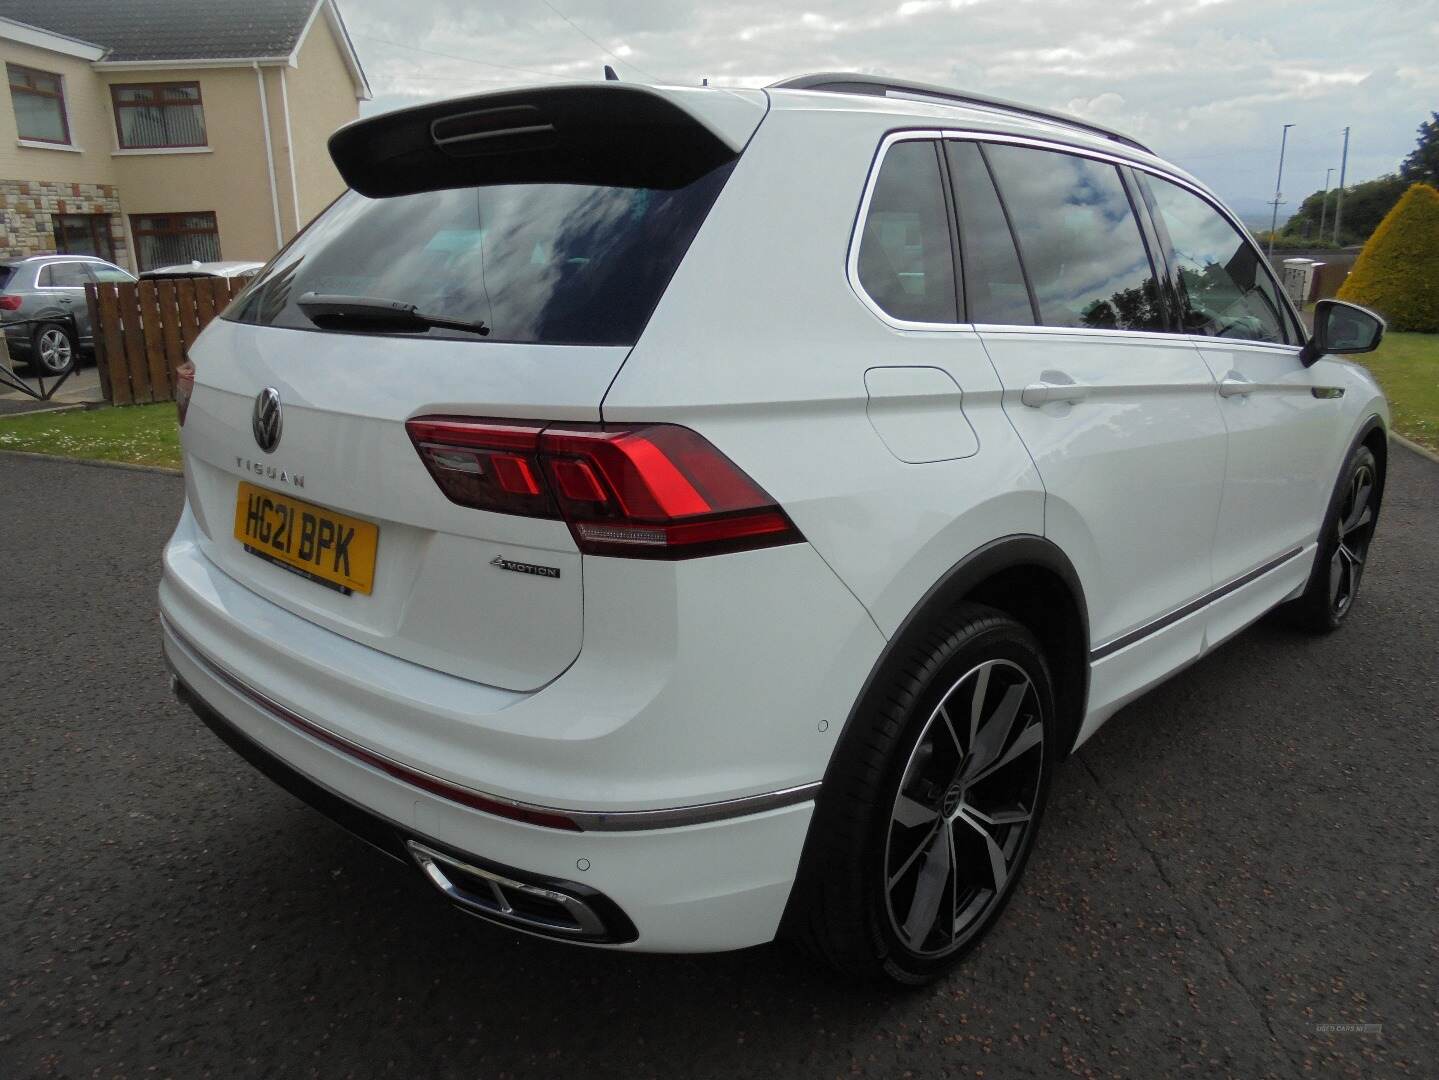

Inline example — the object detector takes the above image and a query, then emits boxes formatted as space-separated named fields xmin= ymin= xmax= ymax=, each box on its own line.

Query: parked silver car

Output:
xmin=139 ymin=260 xmax=265 ymax=283
xmin=0 ymin=254 xmax=136 ymax=375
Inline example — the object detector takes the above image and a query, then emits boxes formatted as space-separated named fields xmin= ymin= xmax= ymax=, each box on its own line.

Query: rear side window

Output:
xmin=945 ymin=141 xmax=1035 ymax=326
xmin=1143 ymin=176 xmax=1292 ymax=345
xmin=226 ymin=163 xmax=734 ymax=346
xmin=40 ymin=263 xmax=89 ymax=287
xmin=856 ymin=140 xmax=958 ymax=324
xmin=983 ymin=145 xmax=1165 ymax=332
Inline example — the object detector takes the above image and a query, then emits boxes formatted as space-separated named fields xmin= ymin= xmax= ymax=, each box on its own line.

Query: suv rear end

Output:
xmin=160 ymin=83 xmax=885 ymax=950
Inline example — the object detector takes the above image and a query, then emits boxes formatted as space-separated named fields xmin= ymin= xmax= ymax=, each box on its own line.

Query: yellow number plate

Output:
xmin=233 ymin=482 xmax=378 ymax=595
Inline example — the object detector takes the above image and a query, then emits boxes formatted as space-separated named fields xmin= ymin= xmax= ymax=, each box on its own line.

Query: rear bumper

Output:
xmin=169 ymin=665 xmax=640 ymax=944
xmin=159 ymin=502 xmax=885 ymax=950
xmin=3 ymin=322 xmax=31 ymax=352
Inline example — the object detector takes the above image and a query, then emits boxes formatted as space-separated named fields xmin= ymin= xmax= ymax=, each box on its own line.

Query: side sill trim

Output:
xmin=1089 ymin=546 xmax=1304 ymax=662
xmin=161 ymin=614 xmax=819 ymax=831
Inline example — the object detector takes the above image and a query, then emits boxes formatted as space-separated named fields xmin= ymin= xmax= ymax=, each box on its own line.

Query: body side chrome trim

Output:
xmin=161 ymin=614 xmax=820 ymax=831
xmin=1090 ymin=546 xmax=1305 ymax=662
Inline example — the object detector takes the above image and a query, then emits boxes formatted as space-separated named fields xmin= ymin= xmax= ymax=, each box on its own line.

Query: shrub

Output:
xmin=1337 ymin=182 xmax=1439 ymax=332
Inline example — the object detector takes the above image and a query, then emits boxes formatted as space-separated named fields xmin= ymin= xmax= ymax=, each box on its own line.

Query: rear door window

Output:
xmin=40 ymin=263 xmax=89 ymax=287
xmin=226 ymin=164 xmax=734 ymax=347
xmin=945 ymin=141 xmax=1035 ymax=326
xmin=1142 ymin=175 xmax=1294 ymax=344
xmin=855 ymin=139 xmax=959 ymax=324
xmin=982 ymin=144 xmax=1166 ymax=332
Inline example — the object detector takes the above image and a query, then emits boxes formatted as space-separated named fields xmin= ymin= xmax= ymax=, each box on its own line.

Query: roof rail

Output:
xmin=768 ymin=73 xmax=1153 ymax=155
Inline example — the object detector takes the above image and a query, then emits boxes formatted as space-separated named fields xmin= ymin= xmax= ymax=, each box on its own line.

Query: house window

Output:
xmin=53 ymin=214 xmax=116 ymax=262
xmin=111 ymin=82 xmax=206 ymax=149
xmin=131 ymin=212 xmax=221 ymax=270
xmin=7 ymin=64 xmax=70 ymax=144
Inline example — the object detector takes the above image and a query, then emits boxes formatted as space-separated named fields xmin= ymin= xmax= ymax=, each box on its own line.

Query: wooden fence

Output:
xmin=85 ymin=277 xmax=248 ymax=405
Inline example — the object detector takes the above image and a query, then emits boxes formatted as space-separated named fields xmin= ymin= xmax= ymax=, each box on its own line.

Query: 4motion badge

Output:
xmin=491 ymin=555 xmax=561 ymax=579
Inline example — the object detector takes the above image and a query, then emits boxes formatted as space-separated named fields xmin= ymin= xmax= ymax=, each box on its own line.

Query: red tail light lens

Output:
xmin=0 ymin=295 xmax=22 ymax=311
xmin=406 ymin=419 xmax=552 ymax=518
xmin=406 ymin=417 xmax=803 ymax=560
xmin=174 ymin=359 xmax=196 ymax=426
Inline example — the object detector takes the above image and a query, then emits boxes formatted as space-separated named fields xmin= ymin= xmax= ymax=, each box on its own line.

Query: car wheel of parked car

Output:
xmin=786 ymin=604 xmax=1055 ymax=984
xmin=32 ymin=322 xmax=76 ymax=377
xmin=1289 ymin=443 xmax=1381 ymax=633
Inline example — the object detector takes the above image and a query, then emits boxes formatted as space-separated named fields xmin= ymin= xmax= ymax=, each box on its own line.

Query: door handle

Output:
xmin=57 ymin=296 xmax=74 ymax=304
xmin=1021 ymin=381 xmax=1090 ymax=408
xmin=1218 ymin=374 xmax=1253 ymax=398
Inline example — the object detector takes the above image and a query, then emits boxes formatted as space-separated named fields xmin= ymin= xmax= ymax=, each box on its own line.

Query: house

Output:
xmin=0 ymin=0 xmax=370 ymax=272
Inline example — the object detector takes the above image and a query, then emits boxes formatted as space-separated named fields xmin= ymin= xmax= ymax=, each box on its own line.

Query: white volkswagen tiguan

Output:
xmin=161 ymin=74 xmax=1390 ymax=983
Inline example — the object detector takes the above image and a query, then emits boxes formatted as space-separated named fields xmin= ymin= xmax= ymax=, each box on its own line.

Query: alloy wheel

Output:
xmin=37 ymin=329 xmax=73 ymax=374
xmin=1330 ymin=462 xmax=1375 ymax=617
xmin=884 ymin=658 xmax=1044 ymax=957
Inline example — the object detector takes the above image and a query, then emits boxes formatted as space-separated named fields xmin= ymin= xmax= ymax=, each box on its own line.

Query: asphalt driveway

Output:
xmin=1 ymin=448 xmax=1435 ymax=1079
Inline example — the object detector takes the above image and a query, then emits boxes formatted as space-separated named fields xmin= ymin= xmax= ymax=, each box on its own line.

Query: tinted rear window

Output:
xmin=225 ymin=164 xmax=734 ymax=346
xmin=983 ymin=144 xmax=1165 ymax=332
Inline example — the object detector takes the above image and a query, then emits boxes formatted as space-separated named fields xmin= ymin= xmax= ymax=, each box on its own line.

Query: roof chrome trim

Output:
xmin=162 ymin=614 xmax=820 ymax=832
xmin=771 ymin=73 xmax=1152 ymax=154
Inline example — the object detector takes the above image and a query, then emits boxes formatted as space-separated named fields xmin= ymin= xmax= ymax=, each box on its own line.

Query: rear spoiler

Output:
xmin=329 ymin=83 xmax=767 ymax=198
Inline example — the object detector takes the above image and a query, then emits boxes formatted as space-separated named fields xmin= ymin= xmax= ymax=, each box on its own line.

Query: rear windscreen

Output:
xmin=225 ymin=163 xmax=734 ymax=346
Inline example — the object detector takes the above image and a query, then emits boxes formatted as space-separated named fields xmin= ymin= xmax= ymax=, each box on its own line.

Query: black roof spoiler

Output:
xmin=769 ymin=73 xmax=1153 ymax=155
xmin=329 ymin=84 xmax=745 ymax=198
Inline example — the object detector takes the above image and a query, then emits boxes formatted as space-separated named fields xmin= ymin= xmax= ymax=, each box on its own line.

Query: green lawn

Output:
xmin=0 ymin=402 xmax=181 ymax=468
xmin=1355 ymin=331 xmax=1439 ymax=451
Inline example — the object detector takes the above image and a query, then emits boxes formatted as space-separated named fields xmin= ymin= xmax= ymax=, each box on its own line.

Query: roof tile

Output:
xmin=0 ymin=0 xmax=319 ymax=61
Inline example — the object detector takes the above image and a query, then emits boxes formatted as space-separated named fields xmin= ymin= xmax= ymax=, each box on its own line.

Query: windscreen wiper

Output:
xmin=296 ymin=293 xmax=490 ymax=336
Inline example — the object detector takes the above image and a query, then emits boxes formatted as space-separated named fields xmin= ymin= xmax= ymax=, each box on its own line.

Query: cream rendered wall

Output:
xmin=0 ymin=39 xmax=116 ymax=186
xmin=282 ymin=16 xmax=359 ymax=228
xmin=102 ymin=65 xmax=279 ymax=264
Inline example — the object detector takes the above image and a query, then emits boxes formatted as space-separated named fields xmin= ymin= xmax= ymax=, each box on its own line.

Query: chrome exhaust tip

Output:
xmin=406 ymin=840 xmax=630 ymax=942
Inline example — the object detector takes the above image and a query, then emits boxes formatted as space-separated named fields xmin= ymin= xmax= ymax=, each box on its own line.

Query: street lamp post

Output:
xmin=1267 ymin=122 xmax=1296 ymax=259
xmin=1333 ymin=126 xmax=1351 ymax=244
xmin=1318 ymin=166 xmax=1335 ymax=239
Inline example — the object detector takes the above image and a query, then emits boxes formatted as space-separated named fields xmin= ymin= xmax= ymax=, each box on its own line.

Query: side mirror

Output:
xmin=1299 ymin=299 xmax=1385 ymax=366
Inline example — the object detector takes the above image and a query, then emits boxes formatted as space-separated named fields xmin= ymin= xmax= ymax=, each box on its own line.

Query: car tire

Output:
xmin=1287 ymin=443 xmax=1381 ymax=633
xmin=784 ymin=603 xmax=1056 ymax=984
xmin=31 ymin=322 xmax=76 ymax=377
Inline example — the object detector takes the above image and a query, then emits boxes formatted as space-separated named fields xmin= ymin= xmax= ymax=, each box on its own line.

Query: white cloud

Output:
xmin=337 ymin=0 xmax=1437 ymax=215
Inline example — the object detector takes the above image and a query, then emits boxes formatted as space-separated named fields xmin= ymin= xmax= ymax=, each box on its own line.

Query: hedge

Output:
xmin=1336 ymin=182 xmax=1439 ymax=332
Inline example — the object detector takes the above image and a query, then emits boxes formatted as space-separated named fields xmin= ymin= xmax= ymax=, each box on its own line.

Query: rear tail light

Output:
xmin=0 ymin=295 xmax=22 ymax=311
xmin=406 ymin=418 xmax=803 ymax=559
xmin=174 ymin=359 xmax=195 ymax=426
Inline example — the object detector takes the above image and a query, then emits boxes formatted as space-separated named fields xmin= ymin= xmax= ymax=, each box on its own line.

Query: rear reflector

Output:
xmin=406 ymin=418 xmax=803 ymax=560
xmin=175 ymin=359 xmax=195 ymax=426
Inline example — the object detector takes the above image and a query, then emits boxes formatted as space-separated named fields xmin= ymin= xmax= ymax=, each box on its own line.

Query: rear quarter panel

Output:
xmin=602 ymin=105 xmax=1046 ymax=638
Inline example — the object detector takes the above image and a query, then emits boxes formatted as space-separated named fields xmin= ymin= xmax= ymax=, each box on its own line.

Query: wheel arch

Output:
xmin=833 ymin=534 xmax=1091 ymax=774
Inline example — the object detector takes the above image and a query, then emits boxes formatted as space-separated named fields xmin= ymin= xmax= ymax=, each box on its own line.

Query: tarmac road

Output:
xmin=2 ymin=448 xmax=1435 ymax=1079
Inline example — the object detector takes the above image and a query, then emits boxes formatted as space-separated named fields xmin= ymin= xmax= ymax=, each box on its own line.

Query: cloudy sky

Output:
xmin=340 ymin=0 xmax=1439 ymax=222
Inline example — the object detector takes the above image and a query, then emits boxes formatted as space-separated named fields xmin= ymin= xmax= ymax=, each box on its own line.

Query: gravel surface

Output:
xmin=2 ymin=448 xmax=1435 ymax=1079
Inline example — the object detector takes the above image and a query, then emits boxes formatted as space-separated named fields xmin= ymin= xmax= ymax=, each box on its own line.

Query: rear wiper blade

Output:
xmin=297 ymin=293 xmax=490 ymax=336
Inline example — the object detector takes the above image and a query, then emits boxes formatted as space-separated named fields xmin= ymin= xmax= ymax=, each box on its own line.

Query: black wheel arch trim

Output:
xmin=828 ymin=533 xmax=1090 ymax=778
